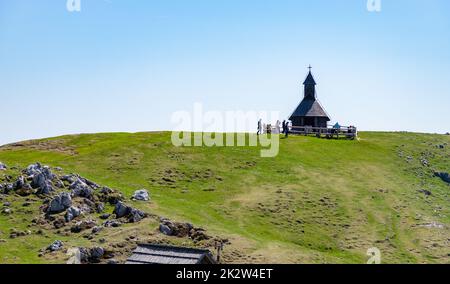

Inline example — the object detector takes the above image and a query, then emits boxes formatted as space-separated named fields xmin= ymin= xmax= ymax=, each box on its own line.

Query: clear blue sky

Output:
xmin=1 ymin=0 xmax=449 ymax=145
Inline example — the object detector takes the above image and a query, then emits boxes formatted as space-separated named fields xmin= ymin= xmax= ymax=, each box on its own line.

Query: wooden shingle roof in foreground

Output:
xmin=126 ymin=244 xmax=217 ymax=264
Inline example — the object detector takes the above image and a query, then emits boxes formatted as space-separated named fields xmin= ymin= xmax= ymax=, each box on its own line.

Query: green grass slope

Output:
xmin=0 ymin=132 xmax=449 ymax=264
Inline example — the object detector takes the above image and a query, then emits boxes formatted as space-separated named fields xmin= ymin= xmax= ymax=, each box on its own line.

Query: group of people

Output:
xmin=257 ymin=119 xmax=291 ymax=137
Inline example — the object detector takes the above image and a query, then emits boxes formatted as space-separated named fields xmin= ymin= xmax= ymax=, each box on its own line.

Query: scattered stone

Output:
xmin=47 ymin=240 xmax=63 ymax=252
xmin=131 ymin=189 xmax=150 ymax=201
xmin=418 ymin=189 xmax=432 ymax=196
xmin=54 ymin=180 xmax=65 ymax=189
xmin=4 ymin=175 xmax=13 ymax=182
xmin=113 ymin=202 xmax=130 ymax=218
xmin=9 ymin=229 xmax=30 ymax=239
xmin=32 ymin=172 xmax=49 ymax=191
xmin=159 ymin=219 xmax=210 ymax=241
xmin=79 ymin=198 xmax=96 ymax=214
xmin=98 ymin=187 xmax=124 ymax=205
xmin=27 ymin=163 xmax=55 ymax=194
xmin=26 ymin=163 xmax=46 ymax=177
xmin=78 ymin=247 xmax=106 ymax=263
xmin=128 ymin=208 xmax=146 ymax=223
xmin=0 ymin=162 xmax=7 ymax=171
xmin=96 ymin=202 xmax=105 ymax=213
xmin=100 ymin=213 xmax=111 ymax=220
xmin=16 ymin=184 xmax=34 ymax=196
xmin=91 ymin=226 xmax=103 ymax=234
xmin=65 ymin=206 xmax=81 ymax=222
xmin=420 ymin=159 xmax=429 ymax=167
xmin=159 ymin=224 xmax=173 ymax=236
xmin=71 ymin=220 xmax=97 ymax=233
xmin=70 ymin=178 xmax=94 ymax=199
xmin=103 ymin=220 xmax=122 ymax=228
xmin=13 ymin=176 xmax=25 ymax=190
xmin=3 ymin=202 xmax=11 ymax=207
xmin=61 ymin=174 xmax=77 ymax=184
xmin=107 ymin=259 xmax=119 ymax=265
xmin=190 ymin=228 xmax=210 ymax=242
xmin=90 ymin=247 xmax=104 ymax=260
xmin=5 ymin=183 xmax=14 ymax=193
xmin=1 ymin=208 xmax=12 ymax=215
xmin=47 ymin=193 xmax=72 ymax=214
xmin=113 ymin=202 xmax=147 ymax=223
xmin=0 ymin=184 xmax=6 ymax=194
xmin=79 ymin=248 xmax=91 ymax=263
xmin=79 ymin=177 xmax=100 ymax=190
xmin=53 ymin=218 xmax=66 ymax=229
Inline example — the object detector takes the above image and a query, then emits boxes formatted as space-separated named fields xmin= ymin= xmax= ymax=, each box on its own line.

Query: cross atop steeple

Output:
xmin=303 ymin=66 xmax=316 ymax=87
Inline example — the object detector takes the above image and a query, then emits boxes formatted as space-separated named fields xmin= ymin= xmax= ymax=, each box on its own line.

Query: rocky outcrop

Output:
xmin=71 ymin=219 xmax=97 ymax=233
xmin=26 ymin=163 xmax=55 ymax=195
xmin=113 ymin=201 xmax=129 ymax=218
xmin=98 ymin=187 xmax=124 ymax=205
xmin=47 ymin=193 xmax=72 ymax=214
xmin=70 ymin=178 xmax=94 ymax=199
xmin=47 ymin=240 xmax=64 ymax=252
xmin=0 ymin=162 xmax=221 ymax=262
xmin=65 ymin=206 xmax=81 ymax=222
xmin=61 ymin=174 xmax=77 ymax=184
xmin=12 ymin=176 xmax=34 ymax=196
xmin=159 ymin=224 xmax=173 ymax=236
xmin=113 ymin=201 xmax=147 ymax=223
xmin=79 ymin=247 xmax=106 ymax=264
xmin=0 ymin=183 xmax=13 ymax=194
xmin=159 ymin=218 xmax=211 ymax=242
xmin=13 ymin=176 xmax=25 ymax=189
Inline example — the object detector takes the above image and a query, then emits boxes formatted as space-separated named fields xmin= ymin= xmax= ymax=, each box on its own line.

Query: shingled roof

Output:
xmin=290 ymin=98 xmax=330 ymax=119
xmin=126 ymin=244 xmax=217 ymax=264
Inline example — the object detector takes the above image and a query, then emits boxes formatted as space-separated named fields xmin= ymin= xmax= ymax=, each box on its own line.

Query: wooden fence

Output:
xmin=290 ymin=126 xmax=357 ymax=139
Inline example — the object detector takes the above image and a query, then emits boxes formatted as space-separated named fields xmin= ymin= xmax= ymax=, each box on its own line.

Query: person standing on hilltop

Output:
xmin=257 ymin=119 xmax=262 ymax=135
xmin=275 ymin=120 xmax=281 ymax=134
xmin=285 ymin=121 xmax=290 ymax=137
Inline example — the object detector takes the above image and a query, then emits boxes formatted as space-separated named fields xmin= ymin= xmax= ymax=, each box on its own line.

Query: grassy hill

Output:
xmin=0 ymin=132 xmax=449 ymax=264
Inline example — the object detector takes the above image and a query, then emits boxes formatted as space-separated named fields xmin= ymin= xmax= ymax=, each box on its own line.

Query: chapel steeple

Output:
xmin=289 ymin=66 xmax=330 ymax=128
xmin=303 ymin=65 xmax=317 ymax=99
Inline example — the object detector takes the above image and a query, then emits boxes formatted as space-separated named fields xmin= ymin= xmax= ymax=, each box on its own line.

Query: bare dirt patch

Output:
xmin=0 ymin=139 xmax=77 ymax=156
